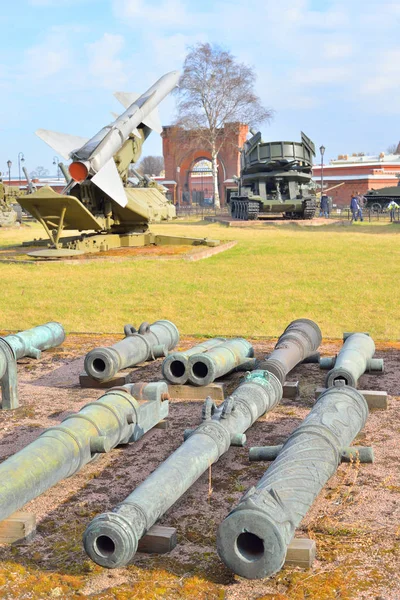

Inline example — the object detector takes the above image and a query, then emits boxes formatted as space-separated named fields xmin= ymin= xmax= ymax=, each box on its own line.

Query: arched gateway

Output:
xmin=162 ymin=124 xmax=249 ymax=205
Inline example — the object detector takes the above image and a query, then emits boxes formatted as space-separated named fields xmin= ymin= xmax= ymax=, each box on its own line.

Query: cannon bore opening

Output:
xmin=95 ymin=535 xmax=115 ymax=557
xmin=92 ymin=358 xmax=106 ymax=373
xmin=192 ymin=361 xmax=209 ymax=380
xmin=169 ymin=360 xmax=185 ymax=378
xmin=236 ymin=532 xmax=264 ymax=562
xmin=333 ymin=376 xmax=348 ymax=385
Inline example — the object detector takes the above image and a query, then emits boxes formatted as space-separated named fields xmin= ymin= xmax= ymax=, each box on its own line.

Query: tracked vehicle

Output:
xmin=229 ymin=131 xmax=317 ymax=220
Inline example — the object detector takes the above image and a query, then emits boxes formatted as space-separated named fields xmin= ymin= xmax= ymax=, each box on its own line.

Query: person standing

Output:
xmin=350 ymin=193 xmax=359 ymax=222
xmin=356 ymin=191 xmax=364 ymax=222
xmin=387 ymin=199 xmax=400 ymax=222
xmin=320 ymin=194 xmax=329 ymax=218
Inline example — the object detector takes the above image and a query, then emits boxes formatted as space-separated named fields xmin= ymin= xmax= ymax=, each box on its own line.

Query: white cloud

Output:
xmin=86 ymin=33 xmax=127 ymax=89
xmin=113 ymin=0 xmax=190 ymax=27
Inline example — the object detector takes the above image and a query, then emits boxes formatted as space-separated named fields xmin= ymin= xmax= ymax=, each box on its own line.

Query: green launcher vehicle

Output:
xmin=229 ymin=130 xmax=317 ymax=220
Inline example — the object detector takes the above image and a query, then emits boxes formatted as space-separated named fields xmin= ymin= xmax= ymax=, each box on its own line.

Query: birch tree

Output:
xmin=175 ymin=43 xmax=272 ymax=208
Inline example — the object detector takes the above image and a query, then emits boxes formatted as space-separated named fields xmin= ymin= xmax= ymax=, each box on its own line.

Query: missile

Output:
xmin=36 ymin=70 xmax=180 ymax=207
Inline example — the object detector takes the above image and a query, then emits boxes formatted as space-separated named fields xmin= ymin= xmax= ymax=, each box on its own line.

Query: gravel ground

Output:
xmin=0 ymin=334 xmax=398 ymax=599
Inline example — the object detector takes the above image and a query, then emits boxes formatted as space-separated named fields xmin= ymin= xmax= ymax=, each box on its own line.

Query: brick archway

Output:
xmin=162 ymin=124 xmax=248 ymax=205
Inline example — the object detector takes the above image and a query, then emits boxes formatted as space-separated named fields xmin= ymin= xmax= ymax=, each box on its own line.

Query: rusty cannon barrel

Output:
xmin=84 ymin=320 xmax=179 ymax=382
xmin=0 ymin=322 xmax=66 ymax=410
xmin=217 ymin=385 xmax=369 ymax=579
xmin=0 ymin=381 xmax=168 ymax=522
xmin=162 ymin=338 xmax=226 ymax=384
xmin=320 ymin=332 xmax=384 ymax=388
xmin=259 ymin=318 xmax=322 ymax=384
xmin=187 ymin=338 xmax=255 ymax=386
xmin=83 ymin=371 xmax=283 ymax=568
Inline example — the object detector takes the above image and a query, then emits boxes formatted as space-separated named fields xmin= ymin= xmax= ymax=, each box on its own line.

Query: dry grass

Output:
xmin=0 ymin=219 xmax=399 ymax=338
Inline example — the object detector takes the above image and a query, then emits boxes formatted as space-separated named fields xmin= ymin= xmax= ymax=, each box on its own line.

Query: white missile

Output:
xmin=36 ymin=70 xmax=180 ymax=207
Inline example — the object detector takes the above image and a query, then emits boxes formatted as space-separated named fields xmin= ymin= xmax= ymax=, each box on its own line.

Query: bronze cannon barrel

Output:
xmin=84 ymin=320 xmax=179 ymax=381
xmin=187 ymin=338 xmax=255 ymax=386
xmin=320 ymin=332 xmax=384 ymax=388
xmin=260 ymin=318 xmax=322 ymax=384
xmin=217 ymin=385 xmax=369 ymax=579
xmin=0 ymin=382 xmax=168 ymax=522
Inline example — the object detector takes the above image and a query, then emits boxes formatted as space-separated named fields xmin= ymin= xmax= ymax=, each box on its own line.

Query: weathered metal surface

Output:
xmin=83 ymin=370 xmax=283 ymax=568
xmin=320 ymin=333 xmax=384 ymax=388
xmin=249 ymin=444 xmax=374 ymax=463
xmin=259 ymin=318 xmax=322 ymax=384
xmin=162 ymin=338 xmax=226 ymax=384
xmin=0 ymin=322 xmax=65 ymax=410
xmin=229 ymin=131 xmax=317 ymax=221
xmin=187 ymin=338 xmax=254 ymax=386
xmin=84 ymin=320 xmax=179 ymax=382
xmin=217 ymin=385 xmax=369 ymax=579
xmin=0 ymin=381 xmax=168 ymax=522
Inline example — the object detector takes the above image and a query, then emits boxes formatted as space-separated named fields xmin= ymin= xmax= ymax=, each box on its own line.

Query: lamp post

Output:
xmin=18 ymin=152 xmax=25 ymax=184
xmin=6 ymin=160 xmax=12 ymax=184
xmin=176 ymin=166 xmax=181 ymax=206
xmin=53 ymin=156 xmax=60 ymax=178
xmin=319 ymin=145 xmax=325 ymax=197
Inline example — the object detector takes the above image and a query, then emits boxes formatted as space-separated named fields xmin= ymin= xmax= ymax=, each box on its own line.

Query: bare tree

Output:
xmin=387 ymin=143 xmax=400 ymax=155
xmin=30 ymin=166 xmax=49 ymax=178
xmin=137 ymin=156 xmax=164 ymax=177
xmin=175 ymin=43 xmax=272 ymax=208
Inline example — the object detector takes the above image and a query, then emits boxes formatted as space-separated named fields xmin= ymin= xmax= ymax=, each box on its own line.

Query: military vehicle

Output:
xmin=18 ymin=71 xmax=218 ymax=257
xmin=229 ymin=130 xmax=317 ymax=220
xmin=0 ymin=178 xmax=23 ymax=226
xmin=363 ymin=178 xmax=400 ymax=212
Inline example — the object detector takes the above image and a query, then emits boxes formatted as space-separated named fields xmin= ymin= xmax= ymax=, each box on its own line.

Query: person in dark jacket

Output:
xmin=350 ymin=194 xmax=359 ymax=221
xmin=320 ymin=194 xmax=329 ymax=218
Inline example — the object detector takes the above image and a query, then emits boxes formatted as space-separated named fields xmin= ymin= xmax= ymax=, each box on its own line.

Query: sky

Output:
xmin=1 ymin=0 xmax=400 ymax=178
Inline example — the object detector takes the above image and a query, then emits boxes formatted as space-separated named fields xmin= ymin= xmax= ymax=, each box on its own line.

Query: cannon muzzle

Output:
xmin=260 ymin=318 xmax=322 ymax=384
xmin=83 ymin=371 xmax=283 ymax=568
xmin=84 ymin=320 xmax=179 ymax=381
xmin=162 ymin=337 xmax=226 ymax=384
xmin=217 ymin=385 xmax=369 ymax=579
xmin=0 ymin=381 xmax=168 ymax=522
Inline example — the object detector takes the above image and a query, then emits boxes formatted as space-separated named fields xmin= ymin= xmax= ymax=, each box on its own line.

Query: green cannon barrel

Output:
xmin=0 ymin=322 xmax=66 ymax=410
xmin=0 ymin=382 xmax=168 ymax=523
xmin=161 ymin=338 xmax=226 ymax=384
xmin=1 ymin=322 xmax=65 ymax=360
xmin=320 ymin=333 xmax=383 ymax=388
xmin=187 ymin=338 xmax=254 ymax=386
xmin=259 ymin=318 xmax=322 ymax=384
xmin=83 ymin=371 xmax=283 ymax=568
xmin=217 ymin=386 xmax=369 ymax=579
xmin=84 ymin=320 xmax=179 ymax=382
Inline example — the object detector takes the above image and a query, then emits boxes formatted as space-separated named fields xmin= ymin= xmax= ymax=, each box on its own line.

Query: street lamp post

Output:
xmin=18 ymin=152 xmax=25 ymax=184
xmin=53 ymin=156 xmax=60 ymax=178
xmin=319 ymin=145 xmax=326 ymax=197
xmin=6 ymin=160 xmax=12 ymax=184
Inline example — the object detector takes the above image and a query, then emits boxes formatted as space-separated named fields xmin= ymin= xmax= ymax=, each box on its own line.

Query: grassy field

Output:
xmin=0 ymin=219 xmax=399 ymax=339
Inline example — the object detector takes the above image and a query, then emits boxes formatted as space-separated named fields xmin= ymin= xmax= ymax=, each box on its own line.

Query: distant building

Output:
xmin=4 ymin=177 xmax=66 ymax=194
xmin=313 ymin=151 xmax=400 ymax=207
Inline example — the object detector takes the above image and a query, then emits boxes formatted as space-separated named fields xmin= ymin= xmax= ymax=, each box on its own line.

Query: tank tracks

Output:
xmin=284 ymin=198 xmax=316 ymax=220
xmin=230 ymin=198 xmax=260 ymax=220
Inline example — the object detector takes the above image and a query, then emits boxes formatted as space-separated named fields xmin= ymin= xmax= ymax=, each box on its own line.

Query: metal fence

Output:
xmin=329 ymin=208 xmax=400 ymax=222
xmin=175 ymin=205 xmax=229 ymax=218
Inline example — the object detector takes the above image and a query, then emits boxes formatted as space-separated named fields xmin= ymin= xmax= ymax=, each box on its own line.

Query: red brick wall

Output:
xmin=162 ymin=124 xmax=248 ymax=205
